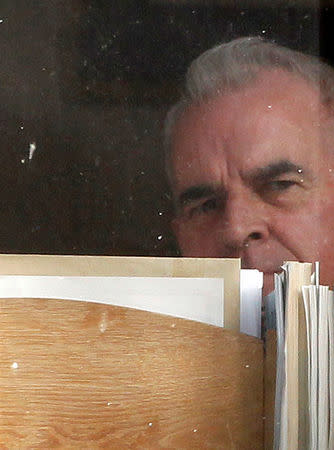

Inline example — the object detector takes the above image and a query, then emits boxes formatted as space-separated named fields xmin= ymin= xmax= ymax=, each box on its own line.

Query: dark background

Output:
xmin=0 ymin=0 xmax=332 ymax=257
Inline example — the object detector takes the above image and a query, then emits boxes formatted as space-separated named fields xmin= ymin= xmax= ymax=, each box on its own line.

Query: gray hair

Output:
xmin=165 ymin=36 xmax=334 ymax=184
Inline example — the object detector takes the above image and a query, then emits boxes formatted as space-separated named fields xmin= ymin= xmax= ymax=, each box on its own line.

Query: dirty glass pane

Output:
xmin=0 ymin=0 xmax=329 ymax=256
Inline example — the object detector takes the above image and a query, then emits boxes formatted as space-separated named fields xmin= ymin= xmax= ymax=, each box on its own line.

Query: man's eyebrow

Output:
xmin=176 ymin=161 xmax=304 ymax=207
xmin=177 ymin=184 xmax=217 ymax=207
xmin=250 ymin=160 xmax=305 ymax=182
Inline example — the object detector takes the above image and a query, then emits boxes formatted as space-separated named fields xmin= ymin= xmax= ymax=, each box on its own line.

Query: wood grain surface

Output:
xmin=0 ymin=297 xmax=263 ymax=449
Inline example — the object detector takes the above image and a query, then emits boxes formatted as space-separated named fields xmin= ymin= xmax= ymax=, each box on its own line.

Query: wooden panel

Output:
xmin=0 ymin=255 xmax=240 ymax=331
xmin=0 ymin=298 xmax=263 ymax=449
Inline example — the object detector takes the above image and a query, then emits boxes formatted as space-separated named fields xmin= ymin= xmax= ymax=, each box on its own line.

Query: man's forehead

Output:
xmin=170 ymin=70 xmax=329 ymax=195
xmin=172 ymin=69 xmax=325 ymax=152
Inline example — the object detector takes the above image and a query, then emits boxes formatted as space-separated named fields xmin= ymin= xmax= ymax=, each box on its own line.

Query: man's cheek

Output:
xmin=285 ymin=215 xmax=321 ymax=259
xmin=173 ymin=221 xmax=215 ymax=256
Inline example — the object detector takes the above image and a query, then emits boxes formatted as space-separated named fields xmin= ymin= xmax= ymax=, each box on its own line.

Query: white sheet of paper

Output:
xmin=0 ymin=269 xmax=263 ymax=336
xmin=240 ymin=269 xmax=263 ymax=338
xmin=0 ymin=276 xmax=224 ymax=327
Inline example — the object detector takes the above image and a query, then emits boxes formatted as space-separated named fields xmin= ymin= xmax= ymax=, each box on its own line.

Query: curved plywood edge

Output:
xmin=0 ymin=254 xmax=240 ymax=331
xmin=0 ymin=298 xmax=263 ymax=449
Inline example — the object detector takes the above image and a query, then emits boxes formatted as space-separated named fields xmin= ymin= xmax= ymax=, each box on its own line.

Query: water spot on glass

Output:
xmin=107 ymin=401 xmax=112 ymax=406
xmin=29 ymin=142 xmax=36 ymax=160
xmin=21 ymin=159 xmax=26 ymax=164
xmin=261 ymin=30 xmax=266 ymax=34
xmin=0 ymin=19 xmax=4 ymax=24
xmin=148 ymin=422 xmax=153 ymax=427
xmin=329 ymin=168 xmax=333 ymax=173
xmin=297 ymin=168 xmax=303 ymax=173
xmin=300 ymin=179 xmax=304 ymax=183
xmin=158 ymin=212 xmax=163 ymax=216
xmin=171 ymin=323 xmax=176 ymax=328
xmin=193 ymin=428 xmax=198 ymax=433
xmin=267 ymin=105 xmax=272 ymax=109
xmin=20 ymin=125 xmax=24 ymax=130
xmin=141 ymin=171 xmax=145 ymax=175
xmin=245 ymin=364 xmax=250 ymax=368
xmin=157 ymin=235 xmax=163 ymax=241
xmin=11 ymin=362 xmax=19 ymax=369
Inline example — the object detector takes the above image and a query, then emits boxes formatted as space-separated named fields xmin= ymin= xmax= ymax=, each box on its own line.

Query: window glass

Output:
xmin=0 ymin=0 xmax=329 ymax=256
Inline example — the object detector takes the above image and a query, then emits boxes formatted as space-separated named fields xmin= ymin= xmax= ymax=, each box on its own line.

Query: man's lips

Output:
xmin=262 ymin=269 xmax=283 ymax=275
xmin=241 ymin=263 xmax=283 ymax=274
xmin=241 ymin=262 xmax=284 ymax=295
xmin=240 ymin=250 xmax=297 ymax=273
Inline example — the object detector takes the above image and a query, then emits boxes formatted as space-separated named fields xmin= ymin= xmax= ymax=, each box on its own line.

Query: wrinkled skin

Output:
xmin=170 ymin=70 xmax=334 ymax=295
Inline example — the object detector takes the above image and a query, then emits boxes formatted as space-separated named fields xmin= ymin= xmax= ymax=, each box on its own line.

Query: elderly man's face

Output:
xmin=170 ymin=70 xmax=334 ymax=294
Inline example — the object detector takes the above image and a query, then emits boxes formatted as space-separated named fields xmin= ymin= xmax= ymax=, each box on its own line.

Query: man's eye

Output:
xmin=266 ymin=180 xmax=297 ymax=191
xmin=190 ymin=198 xmax=218 ymax=217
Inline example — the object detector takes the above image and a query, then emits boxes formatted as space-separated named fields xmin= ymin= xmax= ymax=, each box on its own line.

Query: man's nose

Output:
xmin=219 ymin=192 xmax=270 ymax=253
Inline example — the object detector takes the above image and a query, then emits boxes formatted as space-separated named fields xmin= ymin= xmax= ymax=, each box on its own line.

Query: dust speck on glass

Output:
xmin=0 ymin=0 xmax=331 ymax=256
